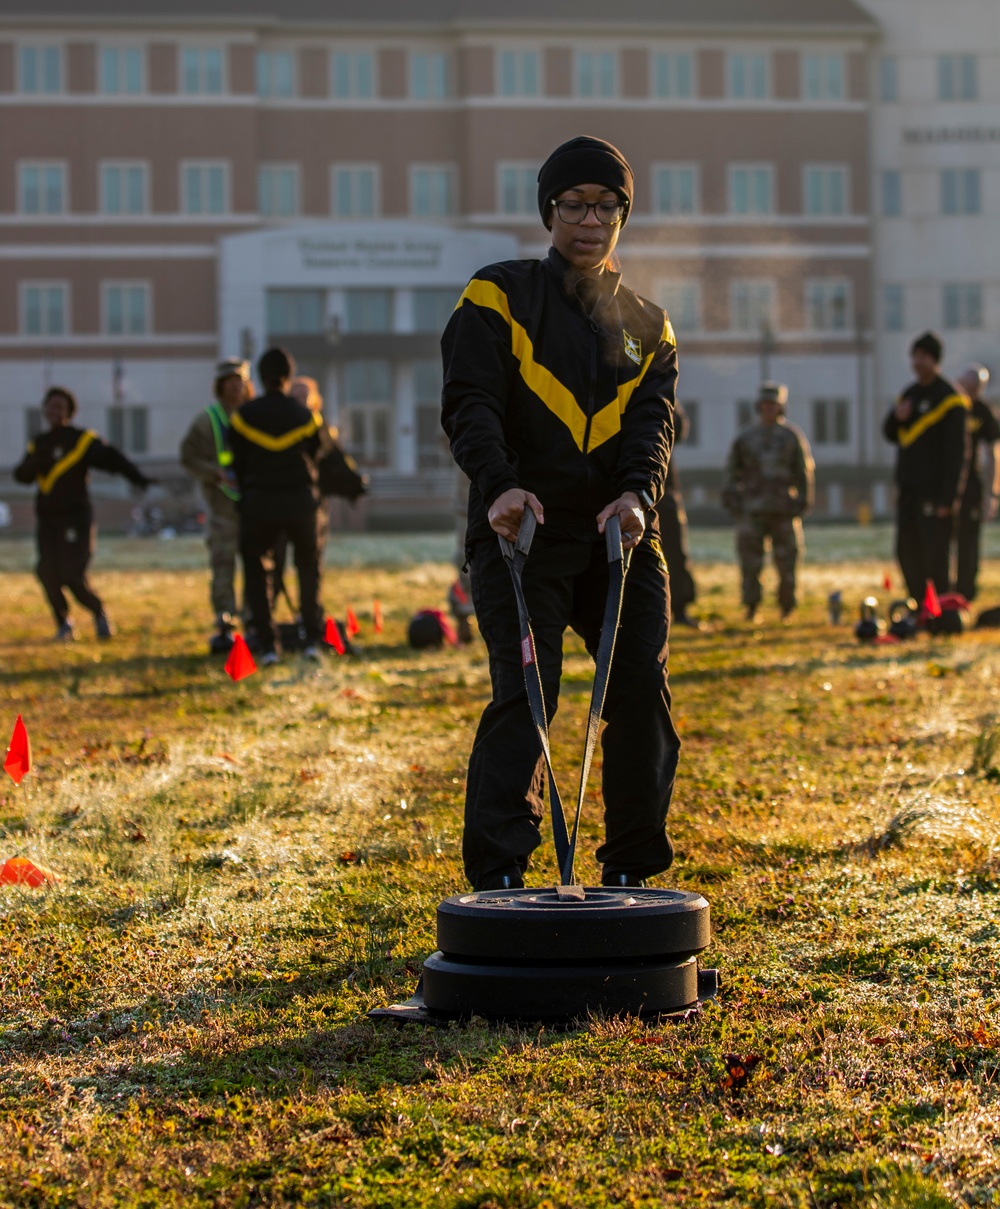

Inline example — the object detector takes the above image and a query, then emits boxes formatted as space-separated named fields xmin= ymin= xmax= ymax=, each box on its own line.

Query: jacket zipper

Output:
xmin=581 ymin=320 xmax=598 ymax=454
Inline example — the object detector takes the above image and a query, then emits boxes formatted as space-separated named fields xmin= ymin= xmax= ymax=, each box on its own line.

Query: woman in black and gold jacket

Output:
xmin=442 ymin=135 xmax=680 ymax=892
xmin=14 ymin=386 xmax=152 ymax=640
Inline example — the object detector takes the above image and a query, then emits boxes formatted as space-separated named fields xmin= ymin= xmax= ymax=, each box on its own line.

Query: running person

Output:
xmin=14 ymin=385 xmax=153 ymax=639
xmin=442 ymin=135 xmax=680 ymax=892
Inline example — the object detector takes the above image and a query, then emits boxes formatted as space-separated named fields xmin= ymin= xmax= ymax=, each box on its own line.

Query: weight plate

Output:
xmin=422 ymin=951 xmax=699 ymax=1021
xmin=436 ymin=887 xmax=710 ymax=962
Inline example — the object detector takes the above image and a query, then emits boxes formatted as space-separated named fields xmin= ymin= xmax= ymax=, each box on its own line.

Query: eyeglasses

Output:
xmin=550 ymin=198 xmax=626 ymax=225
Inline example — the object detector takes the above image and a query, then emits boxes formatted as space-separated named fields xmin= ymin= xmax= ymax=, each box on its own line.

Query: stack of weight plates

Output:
xmin=422 ymin=887 xmax=712 ymax=1022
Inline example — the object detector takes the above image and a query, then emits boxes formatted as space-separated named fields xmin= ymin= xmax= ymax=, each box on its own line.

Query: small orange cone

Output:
xmin=325 ymin=617 xmax=345 ymax=655
xmin=882 ymin=572 xmax=892 ymax=591
xmin=373 ymin=600 xmax=384 ymax=634
xmin=923 ymin=579 xmax=942 ymax=619
xmin=4 ymin=715 xmax=31 ymax=786
xmin=224 ymin=635 xmax=257 ymax=681
xmin=346 ymin=607 xmax=360 ymax=637
xmin=0 ymin=857 xmax=56 ymax=888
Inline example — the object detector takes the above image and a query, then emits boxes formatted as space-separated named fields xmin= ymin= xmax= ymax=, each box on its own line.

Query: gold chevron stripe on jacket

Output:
xmin=230 ymin=410 xmax=321 ymax=451
xmin=36 ymin=429 xmax=97 ymax=495
xmin=458 ymin=278 xmax=674 ymax=454
xmin=897 ymin=393 xmax=969 ymax=449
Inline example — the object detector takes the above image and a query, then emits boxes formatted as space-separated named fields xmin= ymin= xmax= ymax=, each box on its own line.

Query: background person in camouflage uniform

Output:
xmin=722 ymin=381 xmax=815 ymax=622
xmin=179 ymin=358 xmax=252 ymax=653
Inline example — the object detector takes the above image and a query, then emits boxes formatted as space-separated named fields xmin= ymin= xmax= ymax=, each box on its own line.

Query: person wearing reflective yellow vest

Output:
xmin=14 ymin=385 xmax=153 ymax=640
xmin=441 ymin=135 xmax=681 ymax=892
xmin=229 ymin=347 xmax=325 ymax=664
xmin=180 ymin=358 xmax=252 ymax=652
xmin=884 ymin=330 xmax=970 ymax=600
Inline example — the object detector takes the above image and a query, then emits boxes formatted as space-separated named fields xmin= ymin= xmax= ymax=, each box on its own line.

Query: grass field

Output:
xmin=2 ymin=526 xmax=1000 ymax=1208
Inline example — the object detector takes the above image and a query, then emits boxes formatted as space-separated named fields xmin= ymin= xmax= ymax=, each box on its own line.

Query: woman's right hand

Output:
xmin=488 ymin=488 xmax=544 ymax=542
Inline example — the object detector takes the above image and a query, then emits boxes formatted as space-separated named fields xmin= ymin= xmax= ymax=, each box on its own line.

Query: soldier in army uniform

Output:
xmin=953 ymin=363 xmax=1000 ymax=601
xmin=723 ymin=381 xmax=815 ymax=622
xmin=180 ymin=358 xmax=253 ymax=653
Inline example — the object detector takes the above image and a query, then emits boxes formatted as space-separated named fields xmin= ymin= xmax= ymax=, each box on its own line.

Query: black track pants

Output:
xmin=895 ymin=493 xmax=952 ymax=601
xmin=240 ymin=490 xmax=323 ymax=652
xmin=656 ymin=491 xmax=696 ymax=617
xmin=465 ymin=533 xmax=680 ymax=890
xmin=35 ymin=515 xmax=104 ymax=625
xmin=954 ymin=488 xmax=984 ymax=601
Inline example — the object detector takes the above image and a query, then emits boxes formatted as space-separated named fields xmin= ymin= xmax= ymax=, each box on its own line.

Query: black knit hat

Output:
xmin=537 ymin=136 xmax=633 ymax=228
xmin=911 ymin=330 xmax=943 ymax=363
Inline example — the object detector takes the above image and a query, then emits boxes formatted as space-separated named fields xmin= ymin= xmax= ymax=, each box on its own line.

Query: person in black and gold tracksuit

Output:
xmin=442 ymin=135 xmax=680 ymax=892
xmin=954 ymin=363 xmax=1000 ymax=601
xmin=229 ymin=347 xmax=324 ymax=665
xmin=883 ymin=331 xmax=970 ymax=600
xmin=14 ymin=385 xmax=153 ymax=640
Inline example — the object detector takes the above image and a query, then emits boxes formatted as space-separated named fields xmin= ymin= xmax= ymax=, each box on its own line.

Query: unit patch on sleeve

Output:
xmin=623 ymin=331 xmax=642 ymax=366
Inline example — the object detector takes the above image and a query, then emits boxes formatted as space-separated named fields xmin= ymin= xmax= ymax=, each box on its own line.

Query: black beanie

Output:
xmin=911 ymin=330 xmax=943 ymax=363
xmin=537 ymin=136 xmax=633 ymax=228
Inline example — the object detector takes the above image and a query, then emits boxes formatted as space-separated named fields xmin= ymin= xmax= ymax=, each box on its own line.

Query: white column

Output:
xmin=395 ymin=361 xmax=417 ymax=475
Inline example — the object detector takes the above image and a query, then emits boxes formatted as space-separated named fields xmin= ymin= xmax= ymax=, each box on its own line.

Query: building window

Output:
xmin=729 ymin=165 xmax=773 ymax=215
xmin=727 ymin=53 xmax=768 ymax=99
xmin=99 ymin=47 xmax=143 ymax=94
xmin=497 ymin=50 xmax=540 ymax=97
xmin=107 ymin=406 xmax=149 ymax=455
xmin=258 ymin=165 xmax=298 ymax=216
xmin=883 ymin=283 xmax=905 ymax=332
xmin=415 ymin=360 xmax=449 ymax=469
xmin=20 ymin=283 xmax=68 ymax=335
xmin=943 ymin=283 xmax=983 ymax=329
xmin=180 ymin=47 xmax=224 ymax=95
xmin=803 ymin=54 xmax=844 ymax=101
xmin=736 ymin=399 xmax=755 ymax=430
xmin=256 ymin=51 xmax=294 ymax=98
xmin=19 ymin=46 xmax=62 ymax=94
xmin=19 ymin=163 xmax=66 ymax=215
xmin=804 ymin=166 xmax=848 ymax=216
xmin=100 ymin=163 xmax=148 ymax=215
xmin=331 ymin=51 xmax=375 ymax=99
xmin=411 ymin=166 xmax=455 ymax=217
xmin=651 ymin=52 xmax=693 ymax=98
xmin=346 ymin=289 xmax=393 ymax=333
xmin=25 ymin=408 xmax=45 ymax=442
xmin=652 ymin=165 xmax=698 ymax=215
xmin=805 ymin=279 xmax=851 ymax=331
xmin=938 ymin=54 xmax=977 ymax=101
xmin=103 ymin=284 xmax=150 ymax=336
xmin=410 ymin=52 xmax=450 ymax=99
xmin=730 ymin=280 xmax=775 ymax=332
xmin=680 ymin=400 xmax=700 ymax=447
xmin=812 ymin=399 xmax=850 ymax=445
xmin=344 ymin=359 xmax=393 ymax=469
xmin=498 ymin=163 xmax=538 ymax=215
xmin=266 ymin=289 xmax=325 ymax=335
xmin=575 ymin=51 xmax=616 ymax=98
xmin=414 ymin=288 xmax=459 ymax=333
xmin=331 ymin=165 xmax=379 ymax=217
xmin=879 ymin=56 xmax=898 ymax=102
xmin=182 ymin=162 xmax=228 ymax=214
xmin=654 ymin=280 xmax=701 ymax=332
xmin=881 ymin=170 xmax=902 ymax=217
xmin=941 ymin=168 xmax=981 ymax=215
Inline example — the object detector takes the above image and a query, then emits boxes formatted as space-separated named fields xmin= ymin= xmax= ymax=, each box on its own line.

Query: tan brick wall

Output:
xmin=621 ymin=48 xmax=648 ymax=99
xmin=848 ymin=51 xmax=868 ymax=100
xmin=67 ymin=42 xmax=96 ymax=92
xmin=774 ymin=50 xmax=800 ymax=100
xmin=460 ymin=45 xmax=493 ymax=97
xmin=545 ymin=47 xmax=572 ymax=97
xmin=228 ymin=44 xmax=255 ymax=95
xmin=378 ymin=48 xmax=406 ymax=98
xmin=698 ymin=49 xmax=725 ymax=99
xmin=299 ymin=47 xmax=328 ymax=98
xmin=148 ymin=42 xmax=176 ymax=94
xmin=0 ymin=42 xmax=13 ymax=93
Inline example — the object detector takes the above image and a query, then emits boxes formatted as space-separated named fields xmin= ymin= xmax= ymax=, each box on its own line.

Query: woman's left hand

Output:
xmin=597 ymin=492 xmax=645 ymax=549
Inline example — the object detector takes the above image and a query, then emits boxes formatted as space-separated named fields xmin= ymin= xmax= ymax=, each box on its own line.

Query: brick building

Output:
xmin=0 ymin=0 xmax=881 ymax=530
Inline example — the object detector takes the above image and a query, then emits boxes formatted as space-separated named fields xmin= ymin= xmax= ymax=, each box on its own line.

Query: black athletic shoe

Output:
xmin=601 ymin=871 xmax=648 ymax=888
xmin=95 ymin=613 xmax=113 ymax=640
xmin=474 ymin=871 xmax=525 ymax=892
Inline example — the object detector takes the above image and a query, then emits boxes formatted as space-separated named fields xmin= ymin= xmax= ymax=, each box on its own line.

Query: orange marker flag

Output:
xmin=325 ymin=617 xmax=345 ymax=655
xmin=346 ymin=607 xmax=361 ymax=638
xmin=224 ymin=635 xmax=257 ymax=682
xmin=882 ymin=572 xmax=892 ymax=591
xmin=4 ymin=715 xmax=31 ymax=786
xmin=923 ymin=579 xmax=942 ymax=618
xmin=0 ymin=857 xmax=56 ymax=888
xmin=373 ymin=600 xmax=384 ymax=634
